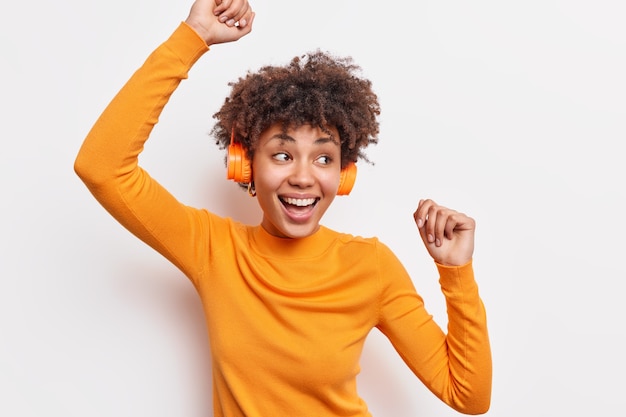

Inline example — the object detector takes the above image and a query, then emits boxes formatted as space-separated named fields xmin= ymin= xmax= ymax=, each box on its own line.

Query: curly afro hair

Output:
xmin=211 ymin=49 xmax=380 ymax=170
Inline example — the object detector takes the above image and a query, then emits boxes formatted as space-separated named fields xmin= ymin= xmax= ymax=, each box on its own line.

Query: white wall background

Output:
xmin=2 ymin=0 xmax=625 ymax=415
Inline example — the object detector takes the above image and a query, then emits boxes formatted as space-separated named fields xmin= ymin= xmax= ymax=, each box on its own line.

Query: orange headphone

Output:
xmin=226 ymin=131 xmax=357 ymax=196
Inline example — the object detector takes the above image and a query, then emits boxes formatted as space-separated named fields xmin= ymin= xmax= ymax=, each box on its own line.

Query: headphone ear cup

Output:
xmin=337 ymin=163 xmax=357 ymax=196
xmin=227 ymin=142 xmax=252 ymax=183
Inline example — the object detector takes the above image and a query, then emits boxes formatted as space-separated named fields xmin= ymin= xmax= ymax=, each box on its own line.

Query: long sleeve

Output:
xmin=74 ymin=23 xmax=210 ymax=275
xmin=74 ymin=22 xmax=492 ymax=417
xmin=376 ymin=244 xmax=492 ymax=414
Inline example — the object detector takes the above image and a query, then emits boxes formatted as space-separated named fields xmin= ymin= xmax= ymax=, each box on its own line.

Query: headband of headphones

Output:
xmin=226 ymin=131 xmax=356 ymax=196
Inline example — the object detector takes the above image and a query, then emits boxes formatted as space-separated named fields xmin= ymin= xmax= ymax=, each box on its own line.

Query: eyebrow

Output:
xmin=270 ymin=133 xmax=340 ymax=146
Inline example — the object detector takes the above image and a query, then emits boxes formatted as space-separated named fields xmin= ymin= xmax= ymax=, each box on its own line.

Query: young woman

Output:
xmin=74 ymin=0 xmax=492 ymax=415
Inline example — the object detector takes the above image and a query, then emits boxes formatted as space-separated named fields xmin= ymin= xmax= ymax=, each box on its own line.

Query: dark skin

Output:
xmin=184 ymin=0 xmax=476 ymax=265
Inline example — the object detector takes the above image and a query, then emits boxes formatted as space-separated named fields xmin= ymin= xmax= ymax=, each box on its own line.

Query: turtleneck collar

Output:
xmin=249 ymin=224 xmax=337 ymax=260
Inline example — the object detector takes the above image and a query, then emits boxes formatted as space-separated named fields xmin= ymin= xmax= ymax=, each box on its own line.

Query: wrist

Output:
xmin=184 ymin=19 xmax=212 ymax=45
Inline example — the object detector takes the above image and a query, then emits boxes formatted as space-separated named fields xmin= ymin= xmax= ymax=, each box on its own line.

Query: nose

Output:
xmin=288 ymin=161 xmax=315 ymax=188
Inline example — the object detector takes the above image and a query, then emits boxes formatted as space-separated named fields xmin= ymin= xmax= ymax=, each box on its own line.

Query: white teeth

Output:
xmin=283 ymin=197 xmax=316 ymax=207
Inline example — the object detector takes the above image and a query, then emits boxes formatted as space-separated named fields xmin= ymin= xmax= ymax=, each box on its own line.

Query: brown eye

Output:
xmin=317 ymin=155 xmax=332 ymax=165
xmin=273 ymin=152 xmax=290 ymax=162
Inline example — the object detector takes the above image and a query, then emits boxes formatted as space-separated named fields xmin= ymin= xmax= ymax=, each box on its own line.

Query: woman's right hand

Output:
xmin=185 ymin=0 xmax=255 ymax=46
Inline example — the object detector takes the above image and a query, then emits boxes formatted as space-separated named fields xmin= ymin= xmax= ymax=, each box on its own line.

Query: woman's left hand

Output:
xmin=413 ymin=199 xmax=475 ymax=266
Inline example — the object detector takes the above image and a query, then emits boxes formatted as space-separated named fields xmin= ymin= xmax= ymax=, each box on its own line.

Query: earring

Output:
xmin=247 ymin=181 xmax=256 ymax=197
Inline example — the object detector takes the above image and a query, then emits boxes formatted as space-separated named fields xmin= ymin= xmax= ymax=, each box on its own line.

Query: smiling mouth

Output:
xmin=279 ymin=197 xmax=319 ymax=215
xmin=281 ymin=197 xmax=317 ymax=207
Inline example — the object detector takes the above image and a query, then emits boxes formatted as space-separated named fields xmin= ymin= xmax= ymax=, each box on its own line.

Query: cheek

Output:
xmin=252 ymin=164 xmax=281 ymax=192
xmin=320 ymin=170 xmax=342 ymax=194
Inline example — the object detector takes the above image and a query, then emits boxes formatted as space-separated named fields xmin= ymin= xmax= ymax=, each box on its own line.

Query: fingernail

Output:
xmin=436 ymin=239 xmax=441 ymax=246
xmin=417 ymin=219 xmax=423 ymax=228
xmin=226 ymin=19 xmax=235 ymax=26
xmin=239 ymin=19 xmax=247 ymax=27
xmin=219 ymin=15 xmax=228 ymax=22
xmin=428 ymin=234 xmax=434 ymax=243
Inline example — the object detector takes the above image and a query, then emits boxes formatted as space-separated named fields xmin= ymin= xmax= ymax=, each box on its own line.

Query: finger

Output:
xmin=232 ymin=3 xmax=252 ymax=26
xmin=227 ymin=4 xmax=251 ymax=27
xmin=443 ymin=213 xmax=458 ymax=241
xmin=413 ymin=198 xmax=434 ymax=229
xmin=413 ymin=201 xmax=423 ymax=227
xmin=450 ymin=212 xmax=476 ymax=235
xmin=421 ymin=203 xmax=441 ymax=244
xmin=239 ymin=11 xmax=255 ymax=32
xmin=215 ymin=0 xmax=249 ymax=25
xmin=432 ymin=207 xmax=451 ymax=247
xmin=213 ymin=0 xmax=232 ymax=15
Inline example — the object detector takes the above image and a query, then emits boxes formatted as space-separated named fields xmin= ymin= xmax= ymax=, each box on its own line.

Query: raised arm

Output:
xmin=377 ymin=200 xmax=491 ymax=414
xmin=412 ymin=199 xmax=491 ymax=413
xmin=74 ymin=1 xmax=254 ymax=274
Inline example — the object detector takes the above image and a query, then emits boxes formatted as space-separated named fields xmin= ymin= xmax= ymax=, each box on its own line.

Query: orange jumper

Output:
xmin=75 ymin=22 xmax=492 ymax=417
